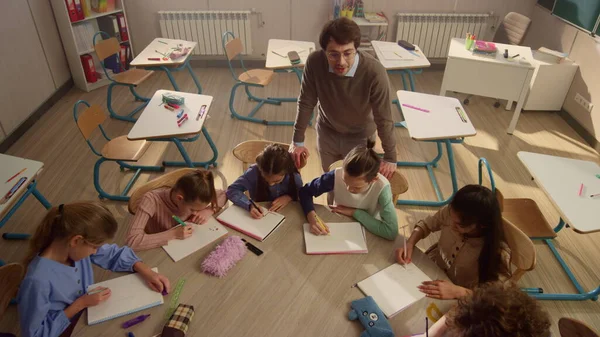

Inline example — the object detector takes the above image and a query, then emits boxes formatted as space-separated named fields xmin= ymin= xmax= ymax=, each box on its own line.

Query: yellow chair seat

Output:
xmin=113 ymin=68 xmax=154 ymax=85
xmin=239 ymin=69 xmax=274 ymax=86
xmin=101 ymin=136 xmax=150 ymax=161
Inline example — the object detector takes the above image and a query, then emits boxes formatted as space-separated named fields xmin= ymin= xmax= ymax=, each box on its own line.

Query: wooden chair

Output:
xmin=328 ymin=160 xmax=409 ymax=201
xmin=496 ymin=188 xmax=557 ymax=239
xmin=502 ymin=218 xmax=536 ymax=282
xmin=0 ymin=263 xmax=24 ymax=318
xmin=73 ymin=100 xmax=163 ymax=201
xmin=559 ymin=318 xmax=600 ymax=337
xmin=128 ymin=168 xmax=197 ymax=214
xmin=93 ymin=31 xmax=154 ymax=122
xmin=494 ymin=12 xmax=532 ymax=46
xmin=222 ymin=32 xmax=294 ymax=126
xmin=232 ymin=140 xmax=307 ymax=172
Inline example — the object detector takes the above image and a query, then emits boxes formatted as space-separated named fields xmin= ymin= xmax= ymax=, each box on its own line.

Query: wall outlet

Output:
xmin=574 ymin=93 xmax=594 ymax=112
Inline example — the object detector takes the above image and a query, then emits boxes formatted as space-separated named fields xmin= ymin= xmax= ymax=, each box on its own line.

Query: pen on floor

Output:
xmin=172 ymin=215 xmax=187 ymax=226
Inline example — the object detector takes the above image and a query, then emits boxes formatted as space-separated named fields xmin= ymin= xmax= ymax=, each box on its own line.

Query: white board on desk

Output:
xmin=356 ymin=263 xmax=431 ymax=318
xmin=87 ymin=268 xmax=164 ymax=325
xmin=162 ymin=217 xmax=228 ymax=262
xmin=216 ymin=204 xmax=285 ymax=241
xmin=302 ymin=222 xmax=368 ymax=254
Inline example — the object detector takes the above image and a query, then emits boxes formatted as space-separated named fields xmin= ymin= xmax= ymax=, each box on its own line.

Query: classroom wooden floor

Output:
xmin=1 ymin=65 xmax=600 ymax=335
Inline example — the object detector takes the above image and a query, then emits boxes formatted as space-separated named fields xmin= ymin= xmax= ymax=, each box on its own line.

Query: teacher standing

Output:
xmin=289 ymin=17 xmax=397 ymax=179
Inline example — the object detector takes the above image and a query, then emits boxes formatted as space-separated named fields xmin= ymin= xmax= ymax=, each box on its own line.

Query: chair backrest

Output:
xmin=128 ymin=168 xmax=198 ymax=214
xmin=232 ymin=140 xmax=306 ymax=172
xmin=327 ymin=160 xmax=408 ymax=201
xmin=94 ymin=36 xmax=121 ymax=61
xmin=502 ymin=218 xmax=536 ymax=282
xmin=0 ymin=263 xmax=24 ymax=318
xmin=559 ymin=318 xmax=600 ymax=337
xmin=494 ymin=12 xmax=532 ymax=45
xmin=225 ymin=38 xmax=244 ymax=61
xmin=75 ymin=104 xmax=106 ymax=140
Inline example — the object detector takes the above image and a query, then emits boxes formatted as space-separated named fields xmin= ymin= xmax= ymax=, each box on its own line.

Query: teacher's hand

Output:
xmin=289 ymin=143 xmax=309 ymax=169
xmin=379 ymin=161 xmax=396 ymax=179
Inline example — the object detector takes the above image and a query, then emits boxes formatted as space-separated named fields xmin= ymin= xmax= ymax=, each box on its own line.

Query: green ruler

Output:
xmin=164 ymin=278 xmax=186 ymax=320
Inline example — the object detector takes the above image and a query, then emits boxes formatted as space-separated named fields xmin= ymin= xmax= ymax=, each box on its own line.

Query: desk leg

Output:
xmin=506 ymin=99 xmax=524 ymax=134
xmin=396 ymin=139 xmax=460 ymax=207
xmin=1 ymin=181 xmax=51 ymax=242
xmin=162 ymin=127 xmax=219 ymax=168
xmin=185 ymin=61 xmax=203 ymax=94
xmin=160 ymin=66 xmax=181 ymax=92
xmin=505 ymin=100 xmax=513 ymax=111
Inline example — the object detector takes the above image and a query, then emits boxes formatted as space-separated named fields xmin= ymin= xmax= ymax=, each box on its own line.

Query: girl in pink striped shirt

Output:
xmin=126 ymin=170 xmax=226 ymax=251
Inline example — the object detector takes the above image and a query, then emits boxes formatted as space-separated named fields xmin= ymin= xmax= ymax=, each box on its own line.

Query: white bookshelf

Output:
xmin=50 ymin=0 xmax=135 ymax=92
xmin=353 ymin=16 xmax=388 ymax=53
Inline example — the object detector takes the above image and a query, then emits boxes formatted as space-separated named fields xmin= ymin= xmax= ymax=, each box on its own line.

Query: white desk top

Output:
xmin=128 ymin=90 xmax=213 ymax=140
xmin=518 ymin=151 xmax=600 ymax=234
xmin=397 ymin=90 xmax=476 ymax=140
xmin=265 ymin=39 xmax=316 ymax=69
xmin=447 ymin=38 xmax=535 ymax=70
xmin=130 ymin=38 xmax=197 ymax=67
xmin=0 ymin=154 xmax=44 ymax=219
xmin=371 ymin=40 xmax=431 ymax=70
xmin=352 ymin=17 xmax=388 ymax=27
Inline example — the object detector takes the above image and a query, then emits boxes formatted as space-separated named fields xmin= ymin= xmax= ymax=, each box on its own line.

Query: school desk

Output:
xmin=71 ymin=203 xmax=453 ymax=337
xmin=0 ymin=154 xmax=52 ymax=264
xmin=440 ymin=38 xmax=535 ymax=134
xmin=127 ymin=90 xmax=218 ymax=168
xmin=371 ymin=41 xmax=431 ymax=128
xmin=395 ymin=90 xmax=476 ymax=207
xmin=518 ymin=151 xmax=600 ymax=301
xmin=130 ymin=38 xmax=202 ymax=94
xmin=265 ymin=39 xmax=316 ymax=104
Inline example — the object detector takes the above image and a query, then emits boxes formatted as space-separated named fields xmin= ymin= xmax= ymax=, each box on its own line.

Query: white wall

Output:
xmin=123 ymin=0 xmax=537 ymax=58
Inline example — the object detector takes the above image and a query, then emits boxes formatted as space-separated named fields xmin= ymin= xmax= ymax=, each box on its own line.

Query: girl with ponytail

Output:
xmin=299 ymin=139 xmax=399 ymax=240
xmin=18 ymin=202 xmax=170 ymax=337
xmin=126 ymin=169 xmax=226 ymax=251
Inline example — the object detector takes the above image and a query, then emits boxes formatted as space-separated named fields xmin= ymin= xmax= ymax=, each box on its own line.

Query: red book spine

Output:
xmin=65 ymin=0 xmax=78 ymax=22
xmin=116 ymin=13 xmax=129 ymax=42
xmin=80 ymin=54 xmax=97 ymax=83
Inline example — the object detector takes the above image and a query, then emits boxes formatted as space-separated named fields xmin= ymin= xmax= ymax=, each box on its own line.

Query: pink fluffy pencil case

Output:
xmin=201 ymin=236 xmax=247 ymax=277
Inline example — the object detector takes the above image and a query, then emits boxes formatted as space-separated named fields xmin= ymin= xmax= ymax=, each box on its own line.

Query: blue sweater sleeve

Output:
xmin=90 ymin=244 xmax=141 ymax=272
xmin=18 ymin=278 xmax=71 ymax=337
xmin=226 ymin=166 xmax=259 ymax=211
xmin=299 ymin=171 xmax=335 ymax=215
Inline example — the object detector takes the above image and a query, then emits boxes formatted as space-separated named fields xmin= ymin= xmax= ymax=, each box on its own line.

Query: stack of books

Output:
xmin=364 ymin=12 xmax=387 ymax=23
xmin=473 ymin=40 xmax=497 ymax=57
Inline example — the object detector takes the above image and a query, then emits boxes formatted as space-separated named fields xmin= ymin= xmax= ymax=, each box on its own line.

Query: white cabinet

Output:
xmin=525 ymin=51 xmax=578 ymax=111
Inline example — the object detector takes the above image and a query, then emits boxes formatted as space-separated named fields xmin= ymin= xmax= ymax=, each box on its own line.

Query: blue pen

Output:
xmin=176 ymin=110 xmax=185 ymax=119
xmin=127 ymin=332 xmax=135 ymax=337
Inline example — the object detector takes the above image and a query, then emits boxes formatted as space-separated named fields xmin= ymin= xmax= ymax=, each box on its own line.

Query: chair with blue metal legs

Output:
xmin=73 ymin=100 xmax=164 ymax=201
xmin=93 ymin=31 xmax=154 ymax=123
xmin=222 ymin=32 xmax=294 ymax=126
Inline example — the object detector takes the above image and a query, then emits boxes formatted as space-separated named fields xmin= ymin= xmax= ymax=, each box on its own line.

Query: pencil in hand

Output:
xmin=314 ymin=214 xmax=330 ymax=235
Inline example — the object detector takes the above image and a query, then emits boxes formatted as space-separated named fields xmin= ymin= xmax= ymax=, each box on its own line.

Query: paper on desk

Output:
xmin=271 ymin=44 xmax=307 ymax=58
xmin=382 ymin=51 xmax=414 ymax=61
xmin=377 ymin=43 xmax=415 ymax=60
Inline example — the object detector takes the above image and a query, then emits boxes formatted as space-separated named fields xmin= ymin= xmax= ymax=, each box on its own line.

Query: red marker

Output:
xmin=147 ymin=58 xmax=161 ymax=61
xmin=177 ymin=114 xmax=188 ymax=127
xmin=168 ymin=103 xmax=180 ymax=109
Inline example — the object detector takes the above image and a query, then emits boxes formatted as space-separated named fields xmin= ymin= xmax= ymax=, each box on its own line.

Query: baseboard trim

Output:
xmin=0 ymin=79 xmax=74 ymax=153
xmin=557 ymin=109 xmax=600 ymax=153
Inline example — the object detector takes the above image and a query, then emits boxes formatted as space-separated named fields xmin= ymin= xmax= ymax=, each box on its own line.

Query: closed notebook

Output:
xmin=86 ymin=267 xmax=164 ymax=325
xmin=216 ymin=204 xmax=285 ymax=241
xmin=356 ymin=263 xmax=431 ymax=318
xmin=162 ymin=217 xmax=228 ymax=262
xmin=303 ymin=222 xmax=368 ymax=254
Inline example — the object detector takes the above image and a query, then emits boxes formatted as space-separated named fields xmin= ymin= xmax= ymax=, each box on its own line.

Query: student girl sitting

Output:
xmin=396 ymin=184 xmax=511 ymax=299
xmin=126 ymin=169 xmax=226 ymax=251
xmin=299 ymin=140 xmax=398 ymax=240
xmin=226 ymin=144 xmax=302 ymax=218
xmin=18 ymin=202 xmax=170 ymax=337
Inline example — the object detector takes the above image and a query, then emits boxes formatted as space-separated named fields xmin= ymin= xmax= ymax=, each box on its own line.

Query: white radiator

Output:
xmin=158 ymin=10 xmax=252 ymax=56
xmin=396 ymin=13 xmax=492 ymax=58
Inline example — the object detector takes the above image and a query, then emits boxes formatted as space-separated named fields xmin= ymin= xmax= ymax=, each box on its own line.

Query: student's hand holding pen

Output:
xmin=249 ymin=199 xmax=265 ymax=219
xmin=79 ymin=287 xmax=111 ymax=307
xmin=308 ymin=211 xmax=329 ymax=235
xmin=174 ymin=225 xmax=193 ymax=239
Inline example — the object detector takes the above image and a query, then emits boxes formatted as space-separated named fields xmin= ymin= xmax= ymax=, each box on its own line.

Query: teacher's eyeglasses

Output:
xmin=326 ymin=50 xmax=357 ymax=61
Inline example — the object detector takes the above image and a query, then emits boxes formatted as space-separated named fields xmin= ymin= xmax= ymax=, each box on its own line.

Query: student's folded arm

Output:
xmin=18 ymin=278 xmax=72 ymax=337
xmin=90 ymin=243 xmax=141 ymax=272
xmin=414 ymin=205 xmax=450 ymax=238
xmin=125 ymin=210 xmax=174 ymax=251
xmin=299 ymin=171 xmax=335 ymax=215
xmin=352 ymin=185 xmax=398 ymax=240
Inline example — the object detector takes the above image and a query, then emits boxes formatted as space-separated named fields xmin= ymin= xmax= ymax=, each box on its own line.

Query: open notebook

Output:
xmin=303 ymin=222 xmax=368 ymax=254
xmin=356 ymin=263 xmax=431 ymax=318
xmin=216 ymin=204 xmax=285 ymax=241
xmin=87 ymin=267 xmax=164 ymax=325
xmin=162 ymin=217 xmax=228 ymax=262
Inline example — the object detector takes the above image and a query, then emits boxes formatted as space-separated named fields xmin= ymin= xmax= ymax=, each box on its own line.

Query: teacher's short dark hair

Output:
xmin=319 ymin=17 xmax=361 ymax=50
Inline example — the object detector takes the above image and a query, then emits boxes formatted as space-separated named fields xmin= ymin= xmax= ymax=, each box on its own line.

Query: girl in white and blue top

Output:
xmin=17 ymin=202 xmax=170 ymax=337
xmin=299 ymin=141 xmax=399 ymax=240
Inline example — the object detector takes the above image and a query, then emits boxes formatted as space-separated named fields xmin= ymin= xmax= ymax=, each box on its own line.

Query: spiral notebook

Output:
xmin=356 ymin=263 xmax=431 ymax=318
xmin=86 ymin=267 xmax=164 ymax=325
xmin=216 ymin=204 xmax=285 ymax=241
xmin=302 ymin=222 xmax=368 ymax=254
xmin=162 ymin=218 xmax=228 ymax=262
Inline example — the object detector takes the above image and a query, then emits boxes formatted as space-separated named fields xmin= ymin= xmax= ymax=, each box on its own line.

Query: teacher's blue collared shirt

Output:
xmin=17 ymin=244 xmax=141 ymax=337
